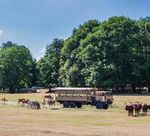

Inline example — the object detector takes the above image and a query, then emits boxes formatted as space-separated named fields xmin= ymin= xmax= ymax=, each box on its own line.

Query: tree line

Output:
xmin=0 ymin=16 xmax=150 ymax=93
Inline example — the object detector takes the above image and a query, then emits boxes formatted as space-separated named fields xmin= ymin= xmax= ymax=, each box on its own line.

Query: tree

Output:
xmin=59 ymin=20 xmax=99 ymax=87
xmin=1 ymin=41 xmax=16 ymax=48
xmin=38 ymin=39 xmax=64 ymax=87
xmin=37 ymin=16 xmax=150 ymax=93
xmin=0 ymin=42 xmax=34 ymax=93
xmin=97 ymin=16 xmax=140 ymax=91
xmin=60 ymin=16 xmax=140 ymax=91
xmin=135 ymin=17 xmax=150 ymax=92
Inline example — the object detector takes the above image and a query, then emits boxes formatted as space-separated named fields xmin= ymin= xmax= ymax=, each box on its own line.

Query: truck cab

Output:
xmin=95 ymin=91 xmax=113 ymax=104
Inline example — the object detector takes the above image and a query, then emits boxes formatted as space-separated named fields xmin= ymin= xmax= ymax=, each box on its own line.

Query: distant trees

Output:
xmin=59 ymin=16 xmax=141 ymax=90
xmin=47 ymin=16 xmax=150 ymax=93
xmin=1 ymin=16 xmax=150 ymax=93
xmin=0 ymin=42 xmax=35 ymax=93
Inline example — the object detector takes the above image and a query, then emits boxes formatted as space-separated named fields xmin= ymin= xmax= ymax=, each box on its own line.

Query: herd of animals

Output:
xmin=125 ymin=102 xmax=150 ymax=116
xmin=0 ymin=95 xmax=55 ymax=109
xmin=1 ymin=95 xmax=150 ymax=117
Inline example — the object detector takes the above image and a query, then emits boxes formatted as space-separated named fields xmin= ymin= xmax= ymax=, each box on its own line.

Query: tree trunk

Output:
xmin=148 ymin=84 xmax=150 ymax=93
xmin=9 ymin=87 xmax=15 ymax=94
xmin=132 ymin=84 xmax=136 ymax=94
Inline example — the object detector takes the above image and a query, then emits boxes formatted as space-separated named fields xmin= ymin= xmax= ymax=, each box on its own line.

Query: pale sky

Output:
xmin=0 ymin=0 xmax=149 ymax=60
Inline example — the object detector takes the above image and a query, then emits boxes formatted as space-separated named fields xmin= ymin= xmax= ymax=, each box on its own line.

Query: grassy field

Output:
xmin=0 ymin=93 xmax=150 ymax=136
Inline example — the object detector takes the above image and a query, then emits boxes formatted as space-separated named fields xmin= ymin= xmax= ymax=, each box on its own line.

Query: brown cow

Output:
xmin=23 ymin=99 xmax=30 ymax=106
xmin=133 ymin=102 xmax=142 ymax=116
xmin=148 ymin=104 xmax=150 ymax=110
xmin=142 ymin=103 xmax=148 ymax=115
xmin=125 ymin=102 xmax=134 ymax=116
xmin=44 ymin=95 xmax=53 ymax=99
xmin=47 ymin=98 xmax=55 ymax=109
xmin=1 ymin=97 xmax=7 ymax=104
xmin=18 ymin=98 xmax=25 ymax=106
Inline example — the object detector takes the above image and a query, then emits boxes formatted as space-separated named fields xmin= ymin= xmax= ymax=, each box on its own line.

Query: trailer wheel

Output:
xmin=69 ymin=102 xmax=76 ymax=108
xmin=96 ymin=102 xmax=103 ymax=109
xmin=76 ymin=102 xmax=82 ymax=108
xmin=103 ymin=103 xmax=108 ymax=109
xmin=63 ymin=102 xmax=69 ymax=108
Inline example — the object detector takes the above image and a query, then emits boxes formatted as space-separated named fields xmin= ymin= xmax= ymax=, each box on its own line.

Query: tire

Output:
xmin=69 ymin=102 xmax=76 ymax=108
xmin=76 ymin=102 xmax=82 ymax=108
xmin=103 ymin=103 xmax=108 ymax=109
xmin=63 ymin=102 xmax=69 ymax=108
xmin=96 ymin=102 xmax=103 ymax=109
xmin=107 ymin=100 xmax=113 ymax=105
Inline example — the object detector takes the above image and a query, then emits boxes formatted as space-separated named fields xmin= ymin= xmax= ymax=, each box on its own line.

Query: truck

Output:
xmin=51 ymin=87 xmax=114 ymax=109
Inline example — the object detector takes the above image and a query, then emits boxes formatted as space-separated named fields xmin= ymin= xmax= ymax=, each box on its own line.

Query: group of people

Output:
xmin=125 ymin=102 xmax=150 ymax=116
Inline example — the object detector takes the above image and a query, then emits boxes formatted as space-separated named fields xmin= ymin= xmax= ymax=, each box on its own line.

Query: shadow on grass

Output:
xmin=51 ymin=108 xmax=60 ymax=110
xmin=114 ymin=93 xmax=150 ymax=96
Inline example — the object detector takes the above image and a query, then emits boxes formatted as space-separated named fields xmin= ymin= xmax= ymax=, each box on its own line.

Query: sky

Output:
xmin=0 ymin=0 xmax=150 ymax=60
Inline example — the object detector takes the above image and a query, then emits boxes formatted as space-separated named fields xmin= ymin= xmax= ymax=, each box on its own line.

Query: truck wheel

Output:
xmin=107 ymin=100 xmax=113 ymax=105
xmin=69 ymin=102 xmax=76 ymax=108
xmin=96 ymin=102 xmax=103 ymax=109
xmin=103 ymin=103 xmax=108 ymax=109
xmin=76 ymin=102 xmax=82 ymax=108
xmin=63 ymin=102 xmax=69 ymax=108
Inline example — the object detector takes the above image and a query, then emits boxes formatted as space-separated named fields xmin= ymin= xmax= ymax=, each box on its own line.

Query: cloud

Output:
xmin=36 ymin=55 xmax=44 ymax=61
xmin=39 ymin=47 xmax=46 ymax=53
xmin=35 ymin=47 xmax=46 ymax=61
xmin=0 ymin=30 xmax=3 ymax=36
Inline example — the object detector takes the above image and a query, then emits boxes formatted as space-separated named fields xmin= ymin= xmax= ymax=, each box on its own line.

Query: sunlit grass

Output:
xmin=1 ymin=93 xmax=150 ymax=135
xmin=0 ymin=93 xmax=44 ymax=101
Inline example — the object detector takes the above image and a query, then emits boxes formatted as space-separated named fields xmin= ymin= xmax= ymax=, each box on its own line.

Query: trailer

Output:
xmin=51 ymin=87 xmax=114 ymax=109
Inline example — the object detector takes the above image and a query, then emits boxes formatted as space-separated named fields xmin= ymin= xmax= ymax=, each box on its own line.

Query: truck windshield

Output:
xmin=106 ymin=92 xmax=112 ymax=96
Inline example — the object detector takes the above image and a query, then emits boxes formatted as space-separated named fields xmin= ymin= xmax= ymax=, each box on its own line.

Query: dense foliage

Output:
xmin=0 ymin=16 xmax=150 ymax=93
xmin=37 ymin=39 xmax=64 ymax=87
xmin=58 ymin=16 xmax=150 ymax=93
xmin=0 ymin=42 xmax=36 ymax=93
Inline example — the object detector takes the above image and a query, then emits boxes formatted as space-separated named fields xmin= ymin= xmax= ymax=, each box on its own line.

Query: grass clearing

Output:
xmin=0 ymin=94 xmax=150 ymax=136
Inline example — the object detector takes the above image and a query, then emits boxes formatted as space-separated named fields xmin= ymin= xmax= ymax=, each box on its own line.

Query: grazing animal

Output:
xmin=142 ymin=103 xmax=148 ymax=115
xmin=41 ymin=98 xmax=47 ymax=108
xmin=148 ymin=104 xmax=150 ymax=110
xmin=133 ymin=102 xmax=142 ymax=116
xmin=1 ymin=97 xmax=7 ymax=104
xmin=125 ymin=102 xmax=134 ymax=116
xmin=27 ymin=101 xmax=40 ymax=109
xmin=18 ymin=98 xmax=25 ymax=106
xmin=47 ymin=99 xmax=55 ymax=109
xmin=44 ymin=95 xmax=53 ymax=100
xmin=27 ymin=100 xmax=32 ymax=108
xmin=125 ymin=101 xmax=150 ymax=117
xmin=23 ymin=99 xmax=30 ymax=105
xmin=18 ymin=98 xmax=30 ymax=106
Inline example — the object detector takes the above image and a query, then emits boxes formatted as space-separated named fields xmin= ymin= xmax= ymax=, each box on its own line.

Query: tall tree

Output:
xmin=135 ymin=17 xmax=150 ymax=92
xmin=0 ymin=42 xmax=34 ymax=93
xmin=59 ymin=20 xmax=99 ymax=86
xmin=38 ymin=39 xmax=64 ymax=87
